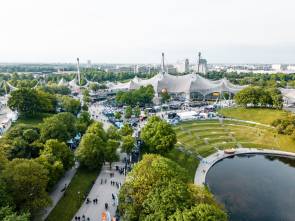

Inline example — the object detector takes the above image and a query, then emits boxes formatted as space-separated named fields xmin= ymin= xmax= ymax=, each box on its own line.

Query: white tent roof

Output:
xmin=108 ymin=72 xmax=246 ymax=95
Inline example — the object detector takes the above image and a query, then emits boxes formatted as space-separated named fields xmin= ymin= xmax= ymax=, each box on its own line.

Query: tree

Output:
xmin=75 ymin=122 xmax=107 ymax=170
xmin=58 ymin=95 xmax=81 ymax=115
xmin=168 ymin=204 xmax=227 ymax=221
xmin=114 ymin=112 xmax=122 ymax=120
xmin=105 ymin=139 xmax=119 ymax=169
xmin=89 ymin=83 xmax=100 ymax=92
xmin=0 ymin=206 xmax=30 ymax=221
xmin=8 ymin=88 xmax=40 ymax=117
xmin=125 ymin=106 xmax=132 ymax=119
xmin=134 ymin=106 xmax=141 ymax=118
xmin=234 ymin=86 xmax=260 ymax=107
xmin=140 ymin=179 xmax=191 ymax=220
xmin=119 ymin=154 xmax=189 ymax=221
xmin=2 ymin=159 xmax=50 ymax=214
xmin=141 ymin=116 xmax=177 ymax=154
xmin=107 ymin=126 xmax=121 ymax=140
xmin=121 ymin=135 xmax=135 ymax=155
xmin=76 ymin=111 xmax=93 ymax=134
xmin=36 ymin=89 xmax=57 ymax=113
xmin=160 ymin=91 xmax=170 ymax=103
xmin=40 ymin=112 xmax=77 ymax=142
xmin=23 ymin=129 xmax=39 ymax=143
xmin=82 ymin=89 xmax=91 ymax=104
xmin=42 ymin=139 xmax=74 ymax=170
xmin=120 ymin=124 xmax=133 ymax=136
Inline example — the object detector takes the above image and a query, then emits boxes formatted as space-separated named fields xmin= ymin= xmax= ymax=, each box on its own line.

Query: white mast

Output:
xmin=76 ymin=57 xmax=81 ymax=85
xmin=161 ymin=52 xmax=165 ymax=74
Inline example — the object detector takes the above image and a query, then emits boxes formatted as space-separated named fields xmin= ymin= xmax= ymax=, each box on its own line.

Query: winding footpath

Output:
xmin=194 ymin=147 xmax=295 ymax=185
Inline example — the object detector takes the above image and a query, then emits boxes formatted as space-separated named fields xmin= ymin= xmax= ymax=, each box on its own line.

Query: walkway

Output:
xmin=194 ymin=148 xmax=295 ymax=185
xmin=72 ymin=159 xmax=126 ymax=221
xmin=36 ymin=163 xmax=79 ymax=220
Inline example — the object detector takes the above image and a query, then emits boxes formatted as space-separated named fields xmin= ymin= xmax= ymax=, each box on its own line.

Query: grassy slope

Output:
xmin=218 ymin=107 xmax=288 ymax=125
xmin=164 ymin=148 xmax=199 ymax=182
xmin=174 ymin=119 xmax=295 ymax=159
xmin=46 ymin=167 xmax=99 ymax=221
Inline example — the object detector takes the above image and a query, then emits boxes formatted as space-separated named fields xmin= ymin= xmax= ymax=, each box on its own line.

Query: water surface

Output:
xmin=206 ymin=154 xmax=295 ymax=221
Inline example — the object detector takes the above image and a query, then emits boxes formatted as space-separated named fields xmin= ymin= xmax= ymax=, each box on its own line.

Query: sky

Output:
xmin=0 ymin=0 xmax=295 ymax=64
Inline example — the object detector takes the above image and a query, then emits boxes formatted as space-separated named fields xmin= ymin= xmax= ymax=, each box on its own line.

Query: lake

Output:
xmin=206 ymin=154 xmax=295 ymax=221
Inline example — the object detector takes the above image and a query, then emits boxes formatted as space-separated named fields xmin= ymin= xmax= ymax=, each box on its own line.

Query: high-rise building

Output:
xmin=175 ymin=59 xmax=190 ymax=73
xmin=87 ymin=60 xmax=92 ymax=68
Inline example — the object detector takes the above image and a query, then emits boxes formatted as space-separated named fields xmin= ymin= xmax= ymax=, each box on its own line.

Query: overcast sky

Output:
xmin=1 ymin=0 xmax=295 ymax=64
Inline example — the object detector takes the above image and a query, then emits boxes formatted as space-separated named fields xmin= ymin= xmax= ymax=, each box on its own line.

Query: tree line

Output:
xmin=8 ymin=87 xmax=81 ymax=117
xmin=115 ymin=85 xmax=155 ymax=106
xmin=234 ymin=86 xmax=283 ymax=109
xmin=0 ymin=111 xmax=93 ymax=220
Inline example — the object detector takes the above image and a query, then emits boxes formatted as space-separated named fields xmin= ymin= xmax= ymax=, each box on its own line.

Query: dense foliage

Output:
xmin=118 ymin=154 xmax=227 ymax=221
xmin=272 ymin=114 xmax=295 ymax=139
xmin=141 ymin=116 xmax=177 ymax=154
xmin=234 ymin=86 xmax=283 ymax=109
xmin=76 ymin=122 xmax=120 ymax=170
xmin=40 ymin=112 xmax=77 ymax=142
xmin=116 ymin=85 xmax=155 ymax=106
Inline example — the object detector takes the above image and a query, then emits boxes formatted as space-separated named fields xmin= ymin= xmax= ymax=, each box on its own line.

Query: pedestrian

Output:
xmin=105 ymin=179 xmax=107 ymax=184
xmin=105 ymin=203 xmax=108 ymax=210
xmin=101 ymin=179 xmax=103 ymax=184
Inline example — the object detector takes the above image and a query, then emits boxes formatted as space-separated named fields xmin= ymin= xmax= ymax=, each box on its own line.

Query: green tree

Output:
xmin=105 ymin=139 xmax=119 ymax=169
xmin=0 ymin=206 xmax=30 ymax=221
xmin=134 ymin=106 xmax=141 ymax=118
xmin=119 ymin=154 xmax=189 ymax=221
xmin=125 ymin=106 xmax=132 ymax=118
xmin=2 ymin=159 xmax=50 ymax=214
xmin=114 ymin=112 xmax=122 ymax=120
xmin=42 ymin=139 xmax=74 ymax=170
xmin=76 ymin=111 xmax=93 ymax=134
xmin=36 ymin=89 xmax=57 ymax=113
xmin=58 ymin=95 xmax=81 ymax=115
xmin=40 ymin=112 xmax=77 ymax=142
xmin=168 ymin=204 xmax=227 ymax=221
xmin=141 ymin=116 xmax=177 ymax=154
xmin=75 ymin=122 xmax=107 ymax=170
xmin=23 ymin=129 xmax=39 ymax=143
xmin=8 ymin=88 xmax=40 ymax=117
xmin=140 ymin=179 xmax=191 ymax=220
xmin=120 ymin=124 xmax=133 ymax=136
xmin=107 ymin=126 xmax=121 ymax=140
xmin=160 ymin=91 xmax=170 ymax=103
xmin=121 ymin=135 xmax=135 ymax=155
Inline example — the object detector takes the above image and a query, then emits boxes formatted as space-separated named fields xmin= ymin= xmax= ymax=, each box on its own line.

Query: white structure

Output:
xmin=108 ymin=53 xmax=246 ymax=101
xmin=175 ymin=59 xmax=189 ymax=73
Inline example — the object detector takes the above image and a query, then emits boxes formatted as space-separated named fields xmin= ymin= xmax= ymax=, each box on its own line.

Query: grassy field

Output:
xmin=218 ymin=107 xmax=288 ymax=125
xmin=164 ymin=148 xmax=199 ymax=182
xmin=12 ymin=113 xmax=53 ymax=127
xmin=46 ymin=167 xmax=100 ymax=221
xmin=174 ymin=119 xmax=295 ymax=160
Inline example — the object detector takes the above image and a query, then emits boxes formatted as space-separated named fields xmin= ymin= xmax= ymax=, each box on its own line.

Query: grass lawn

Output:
xmin=174 ymin=119 xmax=295 ymax=160
xmin=218 ymin=107 xmax=288 ymax=125
xmin=46 ymin=167 xmax=100 ymax=221
xmin=164 ymin=148 xmax=199 ymax=182
xmin=12 ymin=113 xmax=53 ymax=127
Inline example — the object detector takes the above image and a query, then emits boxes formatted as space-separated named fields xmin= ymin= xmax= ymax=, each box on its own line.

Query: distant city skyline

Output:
xmin=1 ymin=0 xmax=295 ymax=64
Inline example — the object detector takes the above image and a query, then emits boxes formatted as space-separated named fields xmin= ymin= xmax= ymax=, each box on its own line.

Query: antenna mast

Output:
xmin=76 ymin=57 xmax=81 ymax=85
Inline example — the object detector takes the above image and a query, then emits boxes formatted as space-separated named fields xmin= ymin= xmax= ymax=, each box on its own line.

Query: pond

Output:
xmin=206 ymin=154 xmax=295 ymax=221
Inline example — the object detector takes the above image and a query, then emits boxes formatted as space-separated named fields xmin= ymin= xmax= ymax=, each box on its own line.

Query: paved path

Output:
xmin=36 ymin=163 xmax=79 ymax=220
xmin=194 ymin=148 xmax=295 ymax=185
xmin=89 ymin=103 xmax=112 ymax=130
xmin=72 ymin=160 xmax=126 ymax=221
